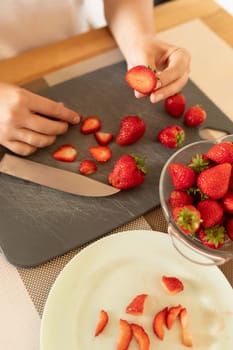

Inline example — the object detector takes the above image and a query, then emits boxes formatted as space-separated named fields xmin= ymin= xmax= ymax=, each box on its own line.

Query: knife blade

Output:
xmin=0 ymin=153 xmax=120 ymax=197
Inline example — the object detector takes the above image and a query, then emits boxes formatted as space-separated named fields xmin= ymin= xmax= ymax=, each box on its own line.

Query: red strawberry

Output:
xmin=226 ymin=218 xmax=233 ymax=240
xmin=161 ymin=275 xmax=184 ymax=295
xmin=169 ymin=190 xmax=193 ymax=208
xmin=52 ymin=144 xmax=77 ymax=162
xmin=188 ymin=153 xmax=210 ymax=173
xmin=173 ymin=205 xmax=202 ymax=235
xmin=197 ymin=163 xmax=232 ymax=199
xmin=125 ymin=65 xmax=157 ymax=94
xmin=125 ymin=294 xmax=148 ymax=315
xmin=169 ymin=163 xmax=196 ymax=190
xmin=108 ymin=154 xmax=147 ymax=190
xmin=116 ymin=319 xmax=133 ymax=350
xmin=197 ymin=199 xmax=224 ymax=228
xmin=184 ymin=105 xmax=206 ymax=127
xmin=116 ymin=116 xmax=146 ymax=146
xmin=94 ymin=309 xmax=109 ymax=336
xmin=166 ymin=304 xmax=183 ymax=330
xmin=94 ymin=131 xmax=113 ymax=145
xmin=79 ymin=159 xmax=97 ymax=175
xmin=222 ymin=191 xmax=233 ymax=214
xmin=131 ymin=323 xmax=150 ymax=350
xmin=178 ymin=308 xmax=193 ymax=347
xmin=207 ymin=142 xmax=233 ymax=164
xmin=198 ymin=226 xmax=225 ymax=249
xmin=81 ymin=116 xmax=101 ymax=134
xmin=164 ymin=93 xmax=186 ymax=118
xmin=89 ymin=145 xmax=112 ymax=163
xmin=158 ymin=125 xmax=185 ymax=148
xmin=153 ymin=307 xmax=168 ymax=340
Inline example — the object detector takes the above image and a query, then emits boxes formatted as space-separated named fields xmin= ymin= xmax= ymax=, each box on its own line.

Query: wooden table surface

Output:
xmin=0 ymin=0 xmax=232 ymax=86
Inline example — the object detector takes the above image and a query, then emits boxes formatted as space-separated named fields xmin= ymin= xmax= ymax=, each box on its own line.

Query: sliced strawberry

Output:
xmin=166 ymin=304 xmax=183 ymax=330
xmin=131 ymin=323 xmax=150 ymax=350
xmin=125 ymin=294 xmax=148 ymax=315
xmin=169 ymin=163 xmax=196 ymax=190
xmin=169 ymin=190 xmax=193 ymax=208
xmin=81 ymin=116 xmax=101 ymax=134
xmin=52 ymin=144 xmax=77 ymax=162
xmin=89 ymin=145 xmax=112 ymax=163
xmin=79 ymin=159 xmax=97 ymax=175
xmin=116 ymin=319 xmax=133 ymax=350
xmin=173 ymin=205 xmax=202 ymax=235
xmin=152 ymin=307 xmax=168 ymax=340
xmin=178 ymin=308 xmax=193 ymax=347
xmin=164 ymin=93 xmax=186 ymax=118
xmin=184 ymin=105 xmax=206 ymax=127
xmin=198 ymin=226 xmax=225 ymax=249
xmin=158 ymin=125 xmax=185 ymax=148
xmin=125 ymin=65 xmax=157 ymax=95
xmin=94 ymin=309 xmax=109 ymax=336
xmin=207 ymin=142 xmax=233 ymax=164
xmin=197 ymin=199 xmax=224 ymax=228
xmin=161 ymin=276 xmax=184 ymax=295
xmin=94 ymin=131 xmax=114 ymax=145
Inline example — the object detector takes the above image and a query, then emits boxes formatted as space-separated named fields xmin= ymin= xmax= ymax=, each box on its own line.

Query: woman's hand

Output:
xmin=0 ymin=82 xmax=81 ymax=156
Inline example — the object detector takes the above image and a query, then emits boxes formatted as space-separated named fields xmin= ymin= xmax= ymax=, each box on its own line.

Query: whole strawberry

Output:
xmin=226 ymin=218 xmax=233 ymax=241
xmin=197 ymin=163 xmax=232 ymax=199
xmin=197 ymin=199 xmax=224 ymax=228
xmin=188 ymin=153 xmax=210 ymax=173
xmin=164 ymin=93 xmax=186 ymax=118
xmin=108 ymin=154 xmax=147 ymax=190
xmin=169 ymin=163 xmax=196 ymax=190
xmin=169 ymin=190 xmax=193 ymax=208
xmin=116 ymin=115 xmax=146 ymax=145
xmin=206 ymin=142 xmax=233 ymax=164
xmin=222 ymin=191 xmax=233 ymax=214
xmin=184 ymin=105 xmax=206 ymax=127
xmin=173 ymin=205 xmax=202 ymax=235
xmin=198 ymin=226 xmax=225 ymax=249
xmin=158 ymin=125 xmax=185 ymax=148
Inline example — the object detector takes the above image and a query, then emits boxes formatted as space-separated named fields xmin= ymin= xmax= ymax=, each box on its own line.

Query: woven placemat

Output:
xmin=17 ymin=216 xmax=152 ymax=317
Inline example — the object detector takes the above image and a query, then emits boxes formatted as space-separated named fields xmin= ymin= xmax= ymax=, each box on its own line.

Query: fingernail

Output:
xmin=151 ymin=93 xmax=163 ymax=103
xmin=156 ymin=80 xmax=162 ymax=89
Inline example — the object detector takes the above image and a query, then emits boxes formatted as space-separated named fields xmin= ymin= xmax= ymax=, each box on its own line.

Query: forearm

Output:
xmin=103 ymin=0 xmax=155 ymax=58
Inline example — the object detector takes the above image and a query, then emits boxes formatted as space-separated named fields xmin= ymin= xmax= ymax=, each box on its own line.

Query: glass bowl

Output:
xmin=159 ymin=134 xmax=233 ymax=266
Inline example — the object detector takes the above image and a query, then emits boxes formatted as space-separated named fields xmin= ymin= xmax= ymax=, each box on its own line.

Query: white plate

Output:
xmin=40 ymin=230 xmax=233 ymax=350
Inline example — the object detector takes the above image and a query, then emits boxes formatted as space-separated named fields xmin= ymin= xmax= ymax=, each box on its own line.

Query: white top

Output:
xmin=0 ymin=0 xmax=106 ymax=60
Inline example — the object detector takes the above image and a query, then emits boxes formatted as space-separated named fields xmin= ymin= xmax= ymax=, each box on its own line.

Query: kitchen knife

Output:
xmin=0 ymin=153 xmax=120 ymax=197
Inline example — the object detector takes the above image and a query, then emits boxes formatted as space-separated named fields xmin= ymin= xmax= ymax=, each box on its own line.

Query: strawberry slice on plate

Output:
xmin=166 ymin=304 xmax=183 ymax=330
xmin=125 ymin=293 xmax=148 ymax=315
xmin=94 ymin=309 xmax=109 ymax=336
xmin=161 ymin=275 xmax=184 ymax=295
xmin=116 ymin=319 xmax=133 ymax=350
xmin=89 ymin=145 xmax=112 ymax=163
xmin=178 ymin=308 xmax=193 ymax=347
xmin=131 ymin=323 xmax=150 ymax=350
xmin=125 ymin=65 xmax=157 ymax=94
xmin=52 ymin=144 xmax=77 ymax=162
xmin=152 ymin=307 xmax=168 ymax=340
xmin=81 ymin=116 xmax=101 ymax=134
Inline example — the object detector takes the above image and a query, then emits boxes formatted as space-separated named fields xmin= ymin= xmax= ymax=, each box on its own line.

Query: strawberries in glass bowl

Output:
xmin=159 ymin=134 xmax=233 ymax=266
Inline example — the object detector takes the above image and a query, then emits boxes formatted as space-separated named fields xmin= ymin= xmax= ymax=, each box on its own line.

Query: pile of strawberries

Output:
xmin=94 ymin=275 xmax=193 ymax=349
xmin=168 ymin=141 xmax=233 ymax=249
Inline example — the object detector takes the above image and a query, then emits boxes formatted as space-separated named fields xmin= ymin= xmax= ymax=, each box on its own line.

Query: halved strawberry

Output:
xmin=166 ymin=304 xmax=183 ymax=330
xmin=81 ymin=116 xmax=101 ymax=134
xmin=79 ymin=159 xmax=97 ymax=175
xmin=152 ymin=307 xmax=168 ymax=340
xmin=94 ymin=309 xmax=109 ymax=336
xmin=173 ymin=205 xmax=202 ymax=235
xmin=52 ymin=144 xmax=77 ymax=162
xmin=116 ymin=319 xmax=133 ymax=350
xmin=125 ymin=65 xmax=157 ymax=94
xmin=178 ymin=308 xmax=193 ymax=347
xmin=94 ymin=131 xmax=114 ymax=145
xmin=164 ymin=93 xmax=186 ymax=118
xmin=207 ymin=142 xmax=233 ymax=164
xmin=125 ymin=294 xmax=148 ymax=315
xmin=198 ymin=226 xmax=225 ymax=249
xmin=161 ymin=276 xmax=184 ymax=295
xmin=89 ymin=145 xmax=112 ymax=163
xmin=131 ymin=323 xmax=150 ymax=350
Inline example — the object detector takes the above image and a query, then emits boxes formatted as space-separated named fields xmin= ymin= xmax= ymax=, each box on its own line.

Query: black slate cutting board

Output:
xmin=0 ymin=61 xmax=232 ymax=267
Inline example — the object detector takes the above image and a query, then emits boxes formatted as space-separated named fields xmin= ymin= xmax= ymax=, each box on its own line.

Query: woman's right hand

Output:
xmin=0 ymin=82 xmax=81 ymax=156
